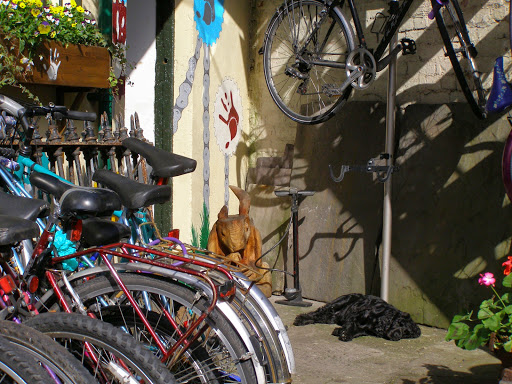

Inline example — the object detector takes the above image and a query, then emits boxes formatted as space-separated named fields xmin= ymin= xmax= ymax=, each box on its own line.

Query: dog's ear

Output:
xmin=218 ymin=205 xmax=228 ymax=219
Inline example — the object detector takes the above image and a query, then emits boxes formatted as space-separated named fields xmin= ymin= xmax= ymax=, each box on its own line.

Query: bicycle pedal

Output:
xmin=400 ymin=38 xmax=416 ymax=55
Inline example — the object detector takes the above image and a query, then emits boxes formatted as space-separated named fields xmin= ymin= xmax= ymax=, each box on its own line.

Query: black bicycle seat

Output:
xmin=0 ymin=191 xmax=50 ymax=221
xmin=93 ymin=169 xmax=172 ymax=210
xmin=122 ymin=137 xmax=197 ymax=178
xmin=30 ymin=172 xmax=122 ymax=217
xmin=0 ymin=215 xmax=39 ymax=246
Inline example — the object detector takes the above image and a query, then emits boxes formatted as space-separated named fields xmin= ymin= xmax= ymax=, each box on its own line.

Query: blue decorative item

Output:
xmin=53 ymin=229 xmax=79 ymax=271
xmin=194 ymin=0 xmax=224 ymax=46
xmin=486 ymin=56 xmax=512 ymax=114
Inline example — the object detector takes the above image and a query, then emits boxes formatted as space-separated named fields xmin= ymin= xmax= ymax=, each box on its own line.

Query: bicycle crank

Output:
xmin=346 ymin=48 xmax=376 ymax=90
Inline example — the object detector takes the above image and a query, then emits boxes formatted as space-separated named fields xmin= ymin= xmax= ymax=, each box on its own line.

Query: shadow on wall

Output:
xmin=287 ymin=101 xmax=512 ymax=328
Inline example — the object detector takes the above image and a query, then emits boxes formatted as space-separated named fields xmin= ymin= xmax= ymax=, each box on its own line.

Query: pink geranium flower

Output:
xmin=478 ymin=272 xmax=496 ymax=287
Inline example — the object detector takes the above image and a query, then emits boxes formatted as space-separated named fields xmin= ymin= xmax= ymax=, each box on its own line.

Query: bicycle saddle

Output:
xmin=93 ymin=169 xmax=172 ymax=210
xmin=122 ymin=137 xmax=197 ymax=178
xmin=0 ymin=215 xmax=39 ymax=246
xmin=0 ymin=191 xmax=50 ymax=221
xmin=29 ymin=172 xmax=122 ymax=217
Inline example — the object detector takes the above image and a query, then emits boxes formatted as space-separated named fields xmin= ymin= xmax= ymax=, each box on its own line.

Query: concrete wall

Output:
xmin=246 ymin=0 xmax=512 ymax=327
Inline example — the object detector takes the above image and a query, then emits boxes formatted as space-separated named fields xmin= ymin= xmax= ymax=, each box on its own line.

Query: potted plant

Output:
xmin=446 ymin=258 xmax=512 ymax=378
xmin=0 ymin=0 xmax=124 ymax=100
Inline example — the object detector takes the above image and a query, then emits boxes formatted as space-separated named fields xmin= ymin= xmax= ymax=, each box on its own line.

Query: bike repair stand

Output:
xmin=274 ymin=188 xmax=315 ymax=307
xmin=329 ymin=34 xmax=400 ymax=302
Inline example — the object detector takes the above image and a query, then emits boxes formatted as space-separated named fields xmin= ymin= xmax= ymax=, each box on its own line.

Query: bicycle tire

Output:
xmin=24 ymin=312 xmax=176 ymax=384
xmin=0 ymin=320 xmax=95 ymax=384
xmin=68 ymin=273 xmax=259 ymax=384
xmin=263 ymin=0 xmax=355 ymax=125
xmin=0 ymin=335 xmax=54 ymax=384
xmin=434 ymin=0 xmax=486 ymax=119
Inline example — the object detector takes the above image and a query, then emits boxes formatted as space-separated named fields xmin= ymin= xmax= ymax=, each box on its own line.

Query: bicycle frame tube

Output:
xmin=373 ymin=0 xmax=414 ymax=60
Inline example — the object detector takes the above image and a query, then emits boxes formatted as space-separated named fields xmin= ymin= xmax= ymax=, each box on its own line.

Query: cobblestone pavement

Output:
xmin=271 ymin=296 xmax=502 ymax=384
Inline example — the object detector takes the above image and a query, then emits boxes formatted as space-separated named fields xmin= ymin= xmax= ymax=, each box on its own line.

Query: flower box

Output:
xmin=19 ymin=41 xmax=110 ymax=89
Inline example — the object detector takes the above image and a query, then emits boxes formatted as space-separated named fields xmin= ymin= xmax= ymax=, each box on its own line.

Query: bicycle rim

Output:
xmin=70 ymin=273 xmax=258 ymax=384
xmin=263 ymin=0 xmax=355 ymax=124
xmin=435 ymin=0 xmax=486 ymax=119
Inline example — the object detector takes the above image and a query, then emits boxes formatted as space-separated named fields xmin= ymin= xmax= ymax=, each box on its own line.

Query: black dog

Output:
xmin=293 ymin=293 xmax=421 ymax=342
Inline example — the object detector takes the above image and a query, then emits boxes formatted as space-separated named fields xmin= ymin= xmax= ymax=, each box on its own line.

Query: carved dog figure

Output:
xmin=294 ymin=293 xmax=421 ymax=341
xmin=207 ymin=185 xmax=272 ymax=297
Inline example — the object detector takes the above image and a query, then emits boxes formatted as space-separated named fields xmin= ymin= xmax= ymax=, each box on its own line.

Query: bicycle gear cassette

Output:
xmin=346 ymin=48 xmax=377 ymax=90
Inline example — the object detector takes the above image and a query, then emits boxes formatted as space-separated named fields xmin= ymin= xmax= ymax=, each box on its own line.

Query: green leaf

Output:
xmin=478 ymin=307 xmax=494 ymax=319
xmin=482 ymin=315 xmax=501 ymax=331
xmin=503 ymin=273 xmax=512 ymax=288
xmin=504 ymin=340 xmax=512 ymax=353
xmin=18 ymin=39 xmax=24 ymax=53
xmin=446 ymin=323 xmax=470 ymax=341
xmin=463 ymin=332 xmax=486 ymax=350
xmin=502 ymin=293 xmax=510 ymax=304
xmin=452 ymin=313 xmax=471 ymax=322
xmin=505 ymin=305 xmax=512 ymax=315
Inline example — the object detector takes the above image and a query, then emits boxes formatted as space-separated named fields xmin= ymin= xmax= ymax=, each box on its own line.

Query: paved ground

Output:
xmin=270 ymin=296 xmax=503 ymax=384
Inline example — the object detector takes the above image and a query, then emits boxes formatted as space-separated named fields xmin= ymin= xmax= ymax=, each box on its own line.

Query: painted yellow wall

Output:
xmin=172 ymin=0 xmax=254 ymax=242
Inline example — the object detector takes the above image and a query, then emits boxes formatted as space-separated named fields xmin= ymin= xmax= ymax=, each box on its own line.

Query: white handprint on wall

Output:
xmin=42 ymin=48 xmax=61 ymax=81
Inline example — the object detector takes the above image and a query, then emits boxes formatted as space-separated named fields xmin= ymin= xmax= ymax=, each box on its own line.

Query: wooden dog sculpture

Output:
xmin=207 ymin=186 xmax=272 ymax=297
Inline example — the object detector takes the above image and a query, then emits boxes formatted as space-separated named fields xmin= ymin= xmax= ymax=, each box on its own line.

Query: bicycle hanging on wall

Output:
xmin=262 ymin=0 xmax=487 ymax=125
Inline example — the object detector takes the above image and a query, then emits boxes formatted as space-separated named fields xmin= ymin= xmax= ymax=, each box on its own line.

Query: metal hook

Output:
xmin=329 ymin=164 xmax=350 ymax=183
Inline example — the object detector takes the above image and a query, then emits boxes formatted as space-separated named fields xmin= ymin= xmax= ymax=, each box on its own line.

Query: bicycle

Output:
xmin=262 ymin=0 xmax=487 ymax=124
xmin=0 ymin=94 xmax=293 ymax=383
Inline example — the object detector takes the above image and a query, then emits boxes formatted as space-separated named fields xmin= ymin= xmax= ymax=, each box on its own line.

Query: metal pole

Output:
xmin=381 ymin=34 xmax=398 ymax=302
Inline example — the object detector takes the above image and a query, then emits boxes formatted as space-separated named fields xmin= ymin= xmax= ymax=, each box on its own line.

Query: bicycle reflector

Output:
xmin=219 ymin=280 xmax=236 ymax=299
xmin=0 ymin=275 xmax=16 ymax=294
xmin=167 ymin=229 xmax=180 ymax=240
xmin=27 ymin=276 xmax=39 ymax=293
xmin=70 ymin=219 xmax=83 ymax=242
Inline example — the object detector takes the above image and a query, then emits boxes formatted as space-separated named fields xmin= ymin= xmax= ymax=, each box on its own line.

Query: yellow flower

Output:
xmin=50 ymin=31 xmax=56 ymax=38
xmin=70 ymin=0 xmax=76 ymax=8
xmin=31 ymin=8 xmax=40 ymax=17
xmin=37 ymin=21 xmax=51 ymax=34
xmin=19 ymin=2 xmax=25 ymax=8
xmin=71 ymin=22 xmax=76 ymax=27
xmin=76 ymin=5 xmax=84 ymax=13
xmin=35 ymin=0 xmax=42 ymax=6
xmin=11 ymin=0 xmax=18 ymax=4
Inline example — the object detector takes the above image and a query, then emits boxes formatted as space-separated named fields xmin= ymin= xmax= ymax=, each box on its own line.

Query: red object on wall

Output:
xmin=112 ymin=0 xmax=127 ymax=45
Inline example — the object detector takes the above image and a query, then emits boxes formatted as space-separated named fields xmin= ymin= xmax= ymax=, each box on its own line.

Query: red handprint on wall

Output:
xmin=218 ymin=91 xmax=239 ymax=149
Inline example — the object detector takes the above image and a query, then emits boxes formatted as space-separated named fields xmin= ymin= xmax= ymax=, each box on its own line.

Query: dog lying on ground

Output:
xmin=293 ymin=293 xmax=421 ymax=341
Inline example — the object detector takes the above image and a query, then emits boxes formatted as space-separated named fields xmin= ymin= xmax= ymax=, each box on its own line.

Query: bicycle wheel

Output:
xmin=0 ymin=321 xmax=94 ymax=384
xmin=24 ymin=312 xmax=176 ymax=384
xmin=0 ymin=335 xmax=55 ymax=384
xmin=263 ymin=0 xmax=355 ymax=125
xmin=68 ymin=273 xmax=259 ymax=384
xmin=434 ymin=0 xmax=486 ymax=119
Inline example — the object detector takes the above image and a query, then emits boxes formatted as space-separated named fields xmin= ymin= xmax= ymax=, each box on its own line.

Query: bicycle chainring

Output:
xmin=346 ymin=48 xmax=377 ymax=90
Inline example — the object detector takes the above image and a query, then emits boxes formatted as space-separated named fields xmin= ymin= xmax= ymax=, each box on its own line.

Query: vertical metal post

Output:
xmin=381 ymin=32 xmax=398 ymax=302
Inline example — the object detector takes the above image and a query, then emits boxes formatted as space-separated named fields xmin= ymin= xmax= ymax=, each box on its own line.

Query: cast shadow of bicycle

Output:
xmin=400 ymin=363 xmax=500 ymax=384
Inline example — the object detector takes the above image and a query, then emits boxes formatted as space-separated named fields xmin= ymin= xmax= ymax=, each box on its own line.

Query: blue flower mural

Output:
xmin=194 ymin=0 xmax=225 ymax=46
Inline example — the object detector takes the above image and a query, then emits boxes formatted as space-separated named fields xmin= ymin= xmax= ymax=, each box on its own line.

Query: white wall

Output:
xmin=125 ymin=0 xmax=156 ymax=144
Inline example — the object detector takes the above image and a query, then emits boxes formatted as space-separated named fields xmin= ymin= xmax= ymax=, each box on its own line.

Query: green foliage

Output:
xmin=446 ymin=274 xmax=512 ymax=352
xmin=191 ymin=202 xmax=210 ymax=249
xmin=0 ymin=0 xmax=125 ymax=98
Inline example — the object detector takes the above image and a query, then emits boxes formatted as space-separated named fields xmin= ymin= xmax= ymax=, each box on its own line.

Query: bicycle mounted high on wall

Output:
xmin=262 ymin=0 xmax=486 ymax=124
